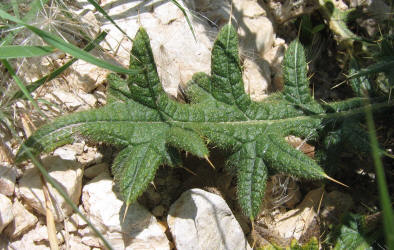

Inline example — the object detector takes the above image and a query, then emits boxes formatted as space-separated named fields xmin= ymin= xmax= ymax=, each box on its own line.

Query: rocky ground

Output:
xmin=0 ymin=0 xmax=391 ymax=249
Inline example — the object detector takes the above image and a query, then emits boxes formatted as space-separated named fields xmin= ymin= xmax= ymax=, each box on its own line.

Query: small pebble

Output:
xmin=152 ymin=205 xmax=166 ymax=217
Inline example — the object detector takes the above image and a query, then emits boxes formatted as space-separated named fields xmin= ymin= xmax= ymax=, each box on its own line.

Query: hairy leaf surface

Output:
xmin=17 ymin=25 xmax=394 ymax=218
xmin=328 ymin=213 xmax=379 ymax=250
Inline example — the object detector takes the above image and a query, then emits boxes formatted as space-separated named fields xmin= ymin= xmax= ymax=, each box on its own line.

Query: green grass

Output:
xmin=0 ymin=1 xmax=200 ymax=248
xmin=365 ymin=101 xmax=394 ymax=249
xmin=0 ymin=1 xmax=116 ymax=248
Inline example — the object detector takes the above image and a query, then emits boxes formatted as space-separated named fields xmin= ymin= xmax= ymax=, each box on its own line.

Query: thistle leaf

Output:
xmin=17 ymin=24 xmax=394 ymax=219
xmin=329 ymin=213 xmax=377 ymax=250
xmin=262 ymin=133 xmax=324 ymax=179
xmin=211 ymin=25 xmax=251 ymax=113
xmin=128 ymin=27 xmax=163 ymax=108
xmin=283 ymin=40 xmax=313 ymax=105
xmin=229 ymin=138 xmax=279 ymax=217
xmin=348 ymin=58 xmax=373 ymax=97
xmin=112 ymin=144 xmax=164 ymax=205
xmin=166 ymin=127 xmax=209 ymax=158
xmin=236 ymin=147 xmax=268 ymax=218
xmin=107 ymin=73 xmax=132 ymax=103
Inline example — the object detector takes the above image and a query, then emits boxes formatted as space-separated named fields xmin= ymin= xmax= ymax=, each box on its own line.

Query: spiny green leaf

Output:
xmin=112 ymin=144 xmax=164 ymax=204
xmin=330 ymin=213 xmax=377 ymax=250
xmin=233 ymin=141 xmax=268 ymax=217
xmin=283 ymin=40 xmax=313 ymax=105
xmin=167 ymin=127 xmax=208 ymax=158
xmin=348 ymin=58 xmax=373 ymax=97
xmin=211 ymin=25 xmax=251 ymax=113
xmin=17 ymin=24 xmax=394 ymax=219
xmin=107 ymin=73 xmax=133 ymax=103
xmin=262 ymin=133 xmax=324 ymax=179
xmin=349 ymin=35 xmax=394 ymax=87
xmin=349 ymin=58 xmax=394 ymax=80
xmin=128 ymin=27 xmax=163 ymax=108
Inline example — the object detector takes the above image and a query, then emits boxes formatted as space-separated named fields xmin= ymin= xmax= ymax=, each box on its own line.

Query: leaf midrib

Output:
xmin=294 ymin=41 xmax=302 ymax=103
xmin=39 ymin=101 xmax=391 ymax=142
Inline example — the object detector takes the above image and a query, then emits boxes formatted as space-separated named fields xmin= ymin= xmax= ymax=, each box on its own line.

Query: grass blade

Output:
xmin=0 ymin=0 xmax=50 ymax=46
xmin=170 ymin=0 xmax=196 ymax=41
xmin=27 ymin=151 xmax=114 ymax=249
xmin=1 ymin=59 xmax=45 ymax=116
xmin=0 ymin=9 xmax=137 ymax=75
xmin=11 ymin=31 xmax=108 ymax=100
xmin=86 ymin=0 xmax=133 ymax=41
xmin=0 ymin=45 xmax=56 ymax=58
xmin=364 ymin=100 xmax=394 ymax=249
xmin=4 ymin=119 xmax=113 ymax=249
xmin=348 ymin=58 xmax=394 ymax=79
xmin=11 ymin=0 xmax=20 ymax=19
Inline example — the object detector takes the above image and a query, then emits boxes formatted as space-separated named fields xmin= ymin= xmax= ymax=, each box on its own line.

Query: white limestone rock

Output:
xmin=8 ymin=226 xmax=50 ymax=250
xmin=69 ymin=235 xmax=91 ymax=250
xmin=242 ymin=58 xmax=271 ymax=101
xmin=19 ymin=156 xmax=83 ymax=222
xmin=83 ymin=162 xmax=109 ymax=179
xmin=68 ymin=60 xmax=110 ymax=93
xmin=9 ymin=237 xmax=50 ymax=250
xmin=267 ymin=0 xmax=319 ymax=24
xmin=186 ymin=0 xmax=274 ymax=55
xmin=168 ymin=188 xmax=252 ymax=250
xmin=45 ymin=89 xmax=82 ymax=111
xmin=75 ymin=205 xmax=88 ymax=228
xmin=65 ymin=213 xmax=84 ymax=232
xmin=0 ymin=163 xmax=17 ymax=196
xmin=81 ymin=172 xmax=170 ymax=249
xmin=4 ymin=200 xmax=38 ymax=239
xmin=263 ymin=38 xmax=287 ymax=90
xmin=0 ymin=194 xmax=14 ymax=233
xmin=149 ymin=19 xmax=212 ymax=97
xmin=78 ymin=91 xmax=99 ymax=107
xmin=259 ymin=187 xmax=323 ymax=241
xmin=186 ymin=0 xmax=229 ymax=26
xmin=0 ymin=143 xmax=13 ymax=163
xmin=53 ymin=147 xmax=78 ymax=161
xmin=30 ymin=225 xmax=65 ymax=244
xmin=75 ymin=0 xmax=273 ymax=99
xmin=153 ymin=0 xmax=185 ymax=25
xmin=238 ymin=2 xmax=274 ymax=56
xmin=77 ymin=144 xmax=103 ymax=166
xmin=44 ymin=89 xmax=97 ymax=112
xmin=80 ymin=230 xmax=101 ymax=248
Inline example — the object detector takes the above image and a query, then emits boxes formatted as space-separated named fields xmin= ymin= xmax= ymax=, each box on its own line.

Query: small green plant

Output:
xmin=327 ymin=213 xmax=383 ymax=249
xmin=259 ymin=237 xmax=319 ymax=250
xmin=317 ymin=0 xmax=364 ymax=49
xmin=16 ymin=24 xmax=394 ymax=219
xmin=349 ymin=35 xmax=394 ymax=95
